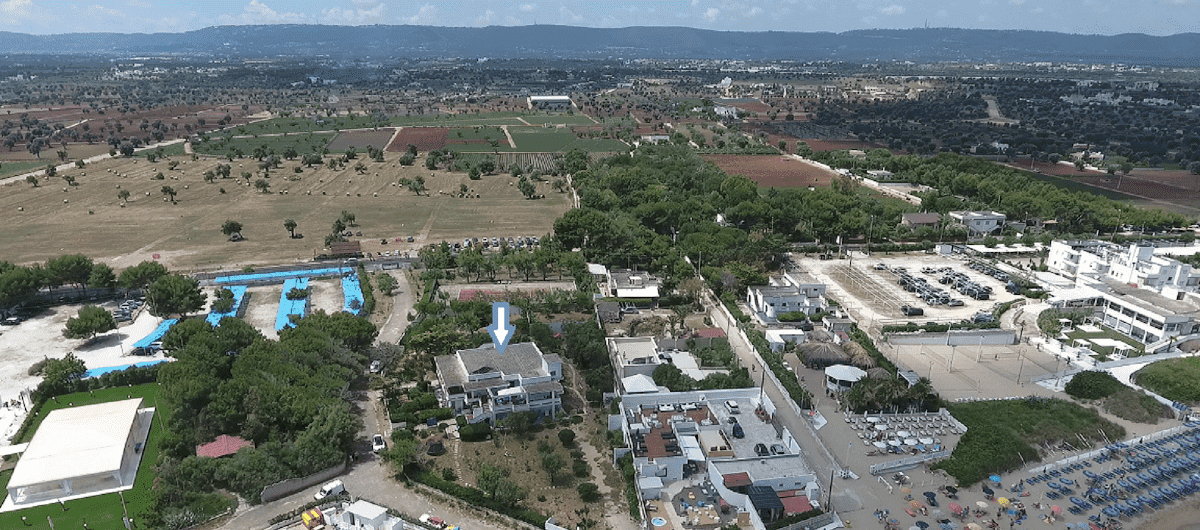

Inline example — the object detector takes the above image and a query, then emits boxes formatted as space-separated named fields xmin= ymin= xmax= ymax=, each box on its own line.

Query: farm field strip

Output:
xmin=702 ymin=154 xmax=836 ymax=187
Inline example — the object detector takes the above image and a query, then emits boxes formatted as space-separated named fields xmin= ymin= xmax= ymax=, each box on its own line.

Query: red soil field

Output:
xmin=1128 ymin=169 xmax=1200 ymax=190
xmin=1075 ymin=174 xmax=1200 ymax=203
xmin=703 ymin=155 xmax=836 ymax=187
xmin=386 ymin=127 xmax=448 ymax=152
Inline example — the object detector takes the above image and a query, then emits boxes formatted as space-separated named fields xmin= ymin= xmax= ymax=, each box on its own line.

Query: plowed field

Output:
xmin=703 ymin=155 xmax=836 ymax=187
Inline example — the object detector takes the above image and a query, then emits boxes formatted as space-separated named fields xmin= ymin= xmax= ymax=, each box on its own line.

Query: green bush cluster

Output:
xmin=1064 ymin=371 xmax=1126 ymax=400
xmin=1134 ymin=357 xmax=1200 ymax=404
xmin=358 ymin=264 xmax=376 ymax=314
xmin=408 ymin=468 xmax=547 ymax=526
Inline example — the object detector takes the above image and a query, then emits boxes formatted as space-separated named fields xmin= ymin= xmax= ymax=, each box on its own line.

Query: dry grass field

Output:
xmin=702 ymin=154 xmax=836 ymax=187
xmin=0 ymin=151 xmax=571 ymax=272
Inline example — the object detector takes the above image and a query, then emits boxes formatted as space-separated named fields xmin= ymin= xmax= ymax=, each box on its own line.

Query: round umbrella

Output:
xmin=1102 ymin=507 xmax=1119 ymax=518
xmin=916 ymin=522 xmax=930 ymax=530
xmin=966 ymin=524 xmax=983 ymax=530
xmin=948 ymin=502 xmax=962 ymax=514
xmin=1050 ymin=505 xmax=1062 ymax=516
xmin=982 ymin=485 xmax=994 ymax=496
xmin=910 ymin=500 xmax=923 ymax=508
xmin=1070 ymin=496 xmax=1085 ymax=507
xmin=975 ymin=501 xmax=989 ymax=508
xmin=902 ymin=486 xmax=913 ymax=494
xmin=990 ymin=475 xmax=1003 ymax=483
xmin=946 ymin=486 xmax=958 ymax=494
xmin=997 ymin=497 xmax=1010 ymax=506
xmin=924 ymin=491 xmax=937 ymax=499
xmin=1060 ymin=477 xmax=1075 ymax=485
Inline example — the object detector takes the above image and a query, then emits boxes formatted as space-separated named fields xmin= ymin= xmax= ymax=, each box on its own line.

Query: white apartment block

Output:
xmin=1048 ymin=241 xmax=1200 ymax=298
xmin=746 ymin=272 xmax=827 ymax=322
xmin=948 ymin=210 xmax=1006 ymax=237
xmin=435 ymin=342 xmax=563 ymax=424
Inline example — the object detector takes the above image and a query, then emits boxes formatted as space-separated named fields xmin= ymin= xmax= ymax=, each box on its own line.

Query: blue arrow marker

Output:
xmin=487 ymin=301 xmax=516 ymax=354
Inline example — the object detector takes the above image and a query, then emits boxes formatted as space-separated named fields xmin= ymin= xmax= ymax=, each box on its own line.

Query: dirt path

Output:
xmin=375 ymin=270 xmax=415 ymax=345
xmin=501 ymin=125 xmax=517 ymax=148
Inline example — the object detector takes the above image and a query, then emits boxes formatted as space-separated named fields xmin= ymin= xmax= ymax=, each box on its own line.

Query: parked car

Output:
xmin=731 ymin=423 xmax=745 ymax=439
xmin=754 ymin=443 xmax=769 ymax=456
xmin=372 ymin=433 xmax=386 ymax=453
xmin=770 ymin=444 xmax=786 ymax=455
xmin=314 ymin=479 xmax=345 ymax=500
xmin=2 ymin=316 xmax=21 ymax=326
xmin=900 ymin=305 xmax=924 ymax=317
xmin=369 ymin=360 xmax=383 ymax=374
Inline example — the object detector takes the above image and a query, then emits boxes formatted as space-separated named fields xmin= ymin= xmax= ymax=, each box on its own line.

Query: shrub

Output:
xmin=578 ymin=482 xmax=600 ymax=502
xmin=558 ymin=428 xmax=576 ymax=447
xmin=1064 ymin=371 xmax=1125 ymax=400
xmin=460 ymin=422 xmax=492 ymax=442
xmin=286 ymin=287 xmax=310 ymax=300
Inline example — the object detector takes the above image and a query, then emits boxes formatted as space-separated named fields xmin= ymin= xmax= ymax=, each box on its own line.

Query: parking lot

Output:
xmin=797 ymin=252 xmax=1024 ymax=326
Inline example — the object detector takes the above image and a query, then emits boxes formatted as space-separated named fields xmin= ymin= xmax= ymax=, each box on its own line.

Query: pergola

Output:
xmin=5 ymin=398 xmax=148 ymax=508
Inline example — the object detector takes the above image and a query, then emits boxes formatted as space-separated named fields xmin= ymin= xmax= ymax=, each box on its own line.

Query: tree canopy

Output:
xmin=147 ymin=274 xmax=206 ymax=317
xmin=63 ymin=304 xmax=116 ymax=340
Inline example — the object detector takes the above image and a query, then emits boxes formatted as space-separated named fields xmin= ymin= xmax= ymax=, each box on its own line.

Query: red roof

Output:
xmin=696 ymin=328 xmax=727 ymax=338
xmin=196 ymin=434 xmax=254 ymax=458
xmin=723 ymin=472 xmax=752 ymax=488
xmin=779 ymin=493 xmax=813 ymax=515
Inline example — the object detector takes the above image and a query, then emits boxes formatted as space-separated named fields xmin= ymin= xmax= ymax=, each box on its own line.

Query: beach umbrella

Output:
xmin=982 ymin=485 xmax=994 ymax=496
xmin=902 ymin=486 xmax=913 ymax=494
xmin=948 ymin=502 xmax=962 ymax=515
xmin=1050 ymin=505 xmax=1062 ymax=516
xmin=975 ymin=501 xmax=988 ymax=509
xmin=910 ymin=500 xmax=923 ymax=509
xmin=1084 ymin=470 xmax=1097 ymax=479
xmin=916 ymin=522 xmax=930 ymax=530
xmin=1069 ymin=496 xmax=1085 ymax=507
xmin=1060 ymin=477 xmax=1074 ymax=485
xmin=945 ymin=486 xmax=958 ymax=495
xmin=1102 ymin=507 xmax=1119 ymax=518
xmin=997 ymin=497 xmax=1009 ymax=506
xmin=990 ymin=475 xmax=1003 ymax=483
xmin=966 ymin=524 xmax=982 ymax=530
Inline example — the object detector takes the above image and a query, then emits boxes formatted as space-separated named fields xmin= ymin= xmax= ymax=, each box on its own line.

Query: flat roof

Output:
xmin=1101 ymin=280 xmax=1200 ymax=317
xmin=9 ymin=399 xmax=142 ymax=489
xmin=610 ymin=336 xmax=661 ymax=366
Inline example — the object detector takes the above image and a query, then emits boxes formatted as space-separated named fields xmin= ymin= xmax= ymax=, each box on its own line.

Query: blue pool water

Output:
xmin=215 ymin=267 xmax=348 ymax=284
xmin=342 ymin=274 xmax=364 ymax=314
xmin=84 ymin=359 xmax=171 ymax=378
xmin=275 ymin=277 xmax=309 ymax=331
xmin=132 ymin=318 xmax=178 ymax=349
xmin=205 ymin=285 xmax=248 ymax=326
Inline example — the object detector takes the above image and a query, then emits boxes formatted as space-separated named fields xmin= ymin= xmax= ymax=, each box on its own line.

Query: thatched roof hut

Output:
xmin=800 ymin=342 xmax=850 ymax=369
xmin=865 ymin=367 xmax=892 ymax=380
xmin=843 ymin=341 xmax=877 ymax=369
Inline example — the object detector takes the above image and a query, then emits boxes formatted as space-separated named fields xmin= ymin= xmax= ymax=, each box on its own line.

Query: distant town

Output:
xmin=0 ymin=35 xmax=1199 ymax=530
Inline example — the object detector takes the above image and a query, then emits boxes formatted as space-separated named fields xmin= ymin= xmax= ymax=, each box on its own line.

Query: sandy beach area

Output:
xmin=1131 ymin=497 xmax=1200 ymax=530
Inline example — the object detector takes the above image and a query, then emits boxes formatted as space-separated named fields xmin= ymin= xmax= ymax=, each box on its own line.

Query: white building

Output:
xmin=1047 ymin=241 xmax=1200 ymax=298
xmin=528 ymin=95 xmax=572 ymax=110
xmin=746 ymin=272 xmax=827 ymax=322
xmin=4 ymin=398 xmax=153 ymax=510
xmin=948 ymin=210 xmax=1006 ymax=237
xmin=607 ymin=269 xmax=662 ymax=300
xmin=1047 ymin=279 xmax=1200 ymax=351
xmin=435 ymin=342 xmax=563 ymax=424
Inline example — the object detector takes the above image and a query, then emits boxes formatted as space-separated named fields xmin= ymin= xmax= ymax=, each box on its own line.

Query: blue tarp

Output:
xmin=216 ymin=267 xmax=347 ymax=284
xmin=275 ymin=277 xmax=309 ymax=331
xmin=84 ymin=360 xmax=171 ymax=378
xmin=205 ymin=285 xmax=247 ymax=326
xmin=133 ymin=318 xmax=178 ymax=349
xmin=342 ymin=274 xmax=364 ymax=314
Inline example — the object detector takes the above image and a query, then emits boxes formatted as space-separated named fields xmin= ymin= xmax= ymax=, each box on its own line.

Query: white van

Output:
xmin=725 ymin=400 xmax=740 ymax=414
xmin=314 ymin=479 xmax=345 ymax=500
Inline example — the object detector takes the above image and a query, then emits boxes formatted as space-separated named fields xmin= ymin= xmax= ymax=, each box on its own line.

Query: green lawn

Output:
xmin=1134 ymin=357 xmax=1200 ymax=404
xmin=192 ymin=132 xmax=335 ymax=158
xmin=136 ymin=143 xmax=188 ymax=159
xmin=520 ymin=115 xmax=595 ymax=125
xmin=1066 ymin=325 xmax=1145 ymax=357
xmin=0 ymin=384 xmax=165 ymax=529
xmin=0 ymin=161 xmax=45 ymax=179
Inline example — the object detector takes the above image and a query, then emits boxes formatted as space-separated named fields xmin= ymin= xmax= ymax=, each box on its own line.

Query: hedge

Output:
xmin=407 ymin=467 xmax=547 ymax=526
xmin=358 ymin=264 xmax=376 ymax=314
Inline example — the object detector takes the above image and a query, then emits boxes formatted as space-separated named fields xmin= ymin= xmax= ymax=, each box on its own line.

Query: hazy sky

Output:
xmin=1 ymin=0 xmax=1197 ymax=36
